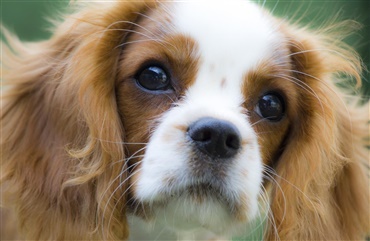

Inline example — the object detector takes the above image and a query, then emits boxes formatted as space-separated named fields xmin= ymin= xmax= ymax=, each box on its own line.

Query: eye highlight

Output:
xmin=255 ymin=93 xmax=285 ymax=122
xmin=136 ymin=66 xmax=171 ymax=91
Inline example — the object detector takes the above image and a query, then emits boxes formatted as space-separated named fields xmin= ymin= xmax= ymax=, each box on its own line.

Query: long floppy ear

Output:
xmin=266 ymin=21 xmax=369 ymax=240
xmin=1 ymin=2 xmax=157 ymax=240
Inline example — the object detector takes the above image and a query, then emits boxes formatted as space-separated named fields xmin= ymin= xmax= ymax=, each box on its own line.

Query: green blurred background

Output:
xmin=1 ymin=0 xmax=370 ymax=98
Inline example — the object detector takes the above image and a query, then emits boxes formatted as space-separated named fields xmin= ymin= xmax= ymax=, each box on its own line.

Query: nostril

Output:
xmin=187 ymin=117 xmax=241 ymax=159
xmin=226 ymin=134 xmax=240 ymax=150
xmin=190 ymin=128 xmax=212 ymax=142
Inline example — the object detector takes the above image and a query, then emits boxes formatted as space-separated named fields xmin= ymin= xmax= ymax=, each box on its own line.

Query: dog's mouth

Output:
xmin=168 ymin=182 xmax=230 ymax=205
xmin=144 ymin=180 xmax=241 ymax=217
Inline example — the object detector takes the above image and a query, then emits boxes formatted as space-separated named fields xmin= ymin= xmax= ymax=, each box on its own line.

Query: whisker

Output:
xmin=270 ymin=0 xmax=280 ymax=16
xmin=289 ymin=69 xmax=356 ymax=153
xmin=273 ymin=74 xmax=326 ymax=115
xmin=97 ymin=19 xmax=157 ymax=42
xmin=119 ymin=146 xmax=147 ymax=178
xmin=109 ymin=154 xmax=144 ymax=167
xmin=96 ymin=25 xmax=176 ymax=51
xmin=263 ymin=165 xmax=323 ymax=228
xmin=246 ymin=189 xmax=269 ymax=240
xmin=272 ymin=73 xmax=318 ymax=98
xmin=93 ymin=137 xmax=148 ymax=145
xmin=251 ymin=118 xmax=269 ymax=127
xmin=101 ymin=165 xmax=143 ymax=237
xmin=255 ymin=131 xmax=277 ymax=135
xmin=98 ymin=147 xmax=146 ymax=236
xmin=134 ymin=11 xmax=170 ymax=36
xmin=97 ymin=159 xmax=141 ymax=216
xmin=259 ymin=185 xmax=281 ymax=241
xmin=287 ymin=48 xmax=351 ymax=60
xmin=104 ymin=167 xmax=145 ymax=235
xmin=262 ymin=166 xmax=287 ymax=232
xmin=115 ymin=39 xmax=163 ymax=49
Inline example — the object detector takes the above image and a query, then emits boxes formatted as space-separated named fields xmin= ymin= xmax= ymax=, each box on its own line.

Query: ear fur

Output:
xmin=1 ymin=1 xmax=157 ymax=240
xmin=266 ymin=21 xmax=369 ymax=240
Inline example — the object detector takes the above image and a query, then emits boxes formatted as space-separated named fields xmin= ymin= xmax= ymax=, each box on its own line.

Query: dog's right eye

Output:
xmin=136 ymin=66 xmax=171 ymax=91
xmin=255 ymin=92 xmax=285 ymax=122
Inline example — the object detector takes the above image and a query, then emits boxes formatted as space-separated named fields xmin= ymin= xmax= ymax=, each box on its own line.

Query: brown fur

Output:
xmin=262 ymin=21 xmax=370 ymax=240
xmin=1 ymin=1 xmax=159 ymax=240
xmin=1 ymin=1 xmax=369 ymax=240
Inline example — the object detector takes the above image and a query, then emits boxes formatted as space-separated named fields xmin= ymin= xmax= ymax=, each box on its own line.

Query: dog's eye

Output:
xmin=136 ymin=66 xmax=170 ymax=91
xmin=255 ymin=93 xmax=285 ymax=121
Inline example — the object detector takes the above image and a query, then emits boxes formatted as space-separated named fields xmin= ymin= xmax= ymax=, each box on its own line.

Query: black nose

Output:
xmin=187 ymin=117 xmax=241 ymax=159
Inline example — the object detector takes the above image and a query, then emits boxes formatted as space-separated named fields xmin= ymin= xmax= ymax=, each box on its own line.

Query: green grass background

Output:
xmin=1 ymin=1 xmax=369 ymax=240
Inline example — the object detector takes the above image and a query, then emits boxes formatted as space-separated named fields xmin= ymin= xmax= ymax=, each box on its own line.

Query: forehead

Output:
xmin=120 ymin=1 xmax=284 ymax=95
xmin=171 ymin=1 xmax=278 ymax=76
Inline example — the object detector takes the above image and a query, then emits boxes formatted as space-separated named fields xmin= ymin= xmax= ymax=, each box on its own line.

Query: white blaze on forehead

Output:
xmin=172 ymin=0 xmax=278 ymax=106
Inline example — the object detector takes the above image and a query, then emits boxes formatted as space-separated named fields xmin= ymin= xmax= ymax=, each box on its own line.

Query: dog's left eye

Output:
xmin=136 ymin=66 xmax=171 ymax=91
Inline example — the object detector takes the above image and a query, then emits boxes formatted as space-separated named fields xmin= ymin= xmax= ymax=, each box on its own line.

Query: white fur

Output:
xmin=131 ymin=1 xmax=280 ymax=239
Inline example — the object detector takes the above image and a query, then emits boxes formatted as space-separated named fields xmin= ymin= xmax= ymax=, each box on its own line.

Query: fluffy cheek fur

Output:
xmin=1 ymin=1 xmax=369 ymax=241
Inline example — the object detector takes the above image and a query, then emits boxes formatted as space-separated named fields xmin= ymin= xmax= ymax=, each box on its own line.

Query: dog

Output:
xmin=1 ymin=0 xmax=369 ymax=240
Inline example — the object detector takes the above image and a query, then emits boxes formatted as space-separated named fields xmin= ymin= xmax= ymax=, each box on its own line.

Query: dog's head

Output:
xmin=1 ymin=1 xmax=368 ymax=240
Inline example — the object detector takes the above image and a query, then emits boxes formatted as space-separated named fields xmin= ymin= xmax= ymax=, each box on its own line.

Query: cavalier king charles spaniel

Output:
xmin=1 ymin=0 xmax=369 ymax=240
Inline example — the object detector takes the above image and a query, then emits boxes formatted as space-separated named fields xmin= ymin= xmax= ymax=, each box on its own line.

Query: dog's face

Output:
xmin=118 ymin=1 xmax=292 ymax=235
